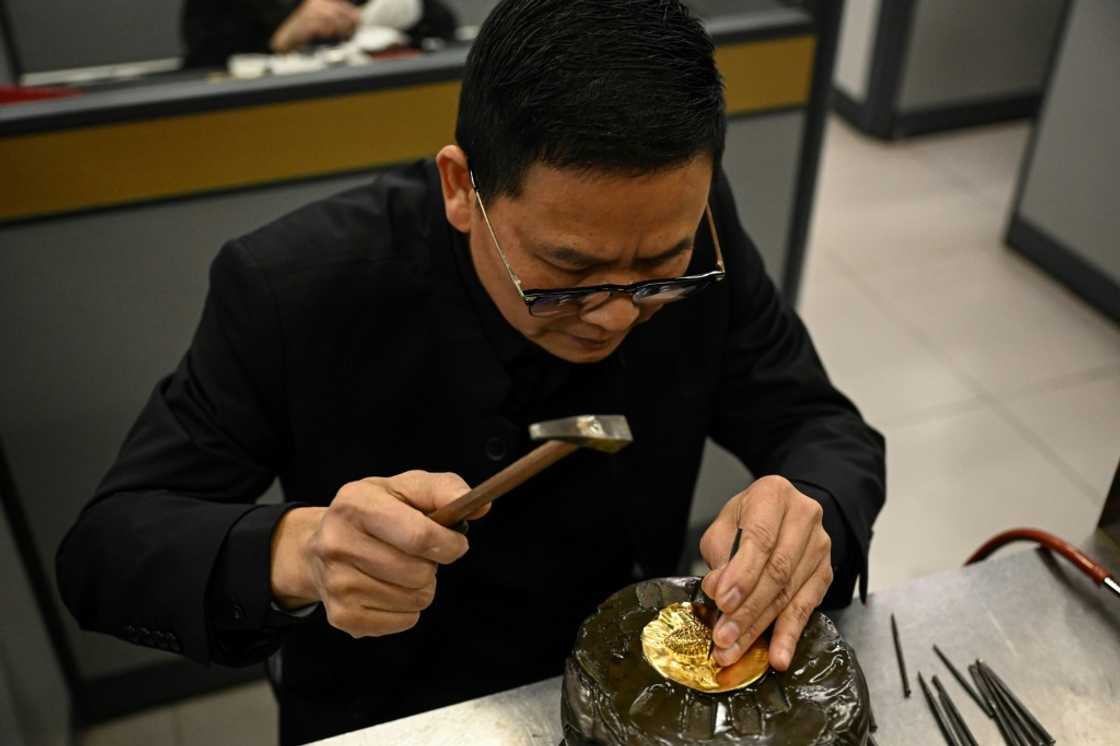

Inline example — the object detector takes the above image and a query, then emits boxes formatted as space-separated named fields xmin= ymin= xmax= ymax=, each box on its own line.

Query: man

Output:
xmin=58 ymin=1 xmax=885 ymax=743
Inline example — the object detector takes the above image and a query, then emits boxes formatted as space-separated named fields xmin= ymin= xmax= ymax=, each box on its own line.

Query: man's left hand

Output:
xmin=699 ymin=475 xmax=833 ymax=671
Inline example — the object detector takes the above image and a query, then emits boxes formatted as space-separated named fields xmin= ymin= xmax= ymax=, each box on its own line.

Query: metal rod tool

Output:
xmin=891 ymin=613 xmax=911 ymax=698
xmin=933 ymin=644 xmax=992 ymax=718
xmin=919 ymin=672 xmax=962 ymax=746
xmin=697 ymin=526 xmax=743 ymax=659
xmin=933 ymin=674 xmax=979 ymax=746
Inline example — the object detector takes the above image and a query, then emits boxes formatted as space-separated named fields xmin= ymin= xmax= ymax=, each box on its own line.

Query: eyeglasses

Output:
xmin=470 ymin=171 xmax=725 ymax=318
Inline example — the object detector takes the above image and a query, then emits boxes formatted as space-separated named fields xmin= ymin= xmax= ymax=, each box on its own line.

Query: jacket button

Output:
xmin=484 ymin=436 xmax=507 ymax=462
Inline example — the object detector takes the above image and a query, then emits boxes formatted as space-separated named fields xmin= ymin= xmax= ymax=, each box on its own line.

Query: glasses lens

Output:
xmin=634 ymin=280 xmax=706 ymax=305
xmin=529 ymin=290 xmax=613 ymax=317
xmin=528 ymin=293 xmax=584 ymax=317
xmin=528 ymin=279 xmax=716 ymax=316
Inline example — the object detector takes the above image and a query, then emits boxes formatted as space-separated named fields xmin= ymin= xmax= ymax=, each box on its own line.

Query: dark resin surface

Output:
xmin=561 ymin=577 xmax=870 ymax=745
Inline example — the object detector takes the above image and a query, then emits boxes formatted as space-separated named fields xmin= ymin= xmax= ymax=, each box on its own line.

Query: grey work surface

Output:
xmin=314 ymin=533 xmax=1120 ymax=745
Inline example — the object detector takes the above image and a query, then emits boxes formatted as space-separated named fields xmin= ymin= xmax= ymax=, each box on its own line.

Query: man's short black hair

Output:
xmin=457 ymin=0 xmax=726 ymax=199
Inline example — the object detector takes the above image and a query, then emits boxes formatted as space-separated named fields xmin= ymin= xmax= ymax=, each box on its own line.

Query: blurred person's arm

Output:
xmin=268 ymin=0 xmax=360 ymax=53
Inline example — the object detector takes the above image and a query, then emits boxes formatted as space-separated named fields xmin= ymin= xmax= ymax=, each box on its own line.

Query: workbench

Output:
xmin=313 ymin=532 xmax=1120 ymax=745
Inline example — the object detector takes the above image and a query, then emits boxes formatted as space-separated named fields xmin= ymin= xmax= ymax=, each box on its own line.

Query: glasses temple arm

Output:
xmin=704 ymin=203 xmax=725 ymax=273
xmin=470 ymin=170 xmax=529 ymax=298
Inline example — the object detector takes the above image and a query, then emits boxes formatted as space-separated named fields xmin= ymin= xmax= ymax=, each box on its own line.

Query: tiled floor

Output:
xmin=80 ymin=117 xmax=1120 ymax=745
xmin=801 ymin=117 xmax=1120 ymax=595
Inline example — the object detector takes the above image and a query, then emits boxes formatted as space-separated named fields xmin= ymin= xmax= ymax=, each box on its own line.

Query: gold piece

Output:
xmin=641 ymin=602 xmax=769 ymax=693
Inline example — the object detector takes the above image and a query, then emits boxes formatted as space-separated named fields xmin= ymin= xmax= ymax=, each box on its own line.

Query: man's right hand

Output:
xmin=269 ymin=471 xmax=487 ymax=638
xmin=270 ymin=0 xmax=361 ymax=54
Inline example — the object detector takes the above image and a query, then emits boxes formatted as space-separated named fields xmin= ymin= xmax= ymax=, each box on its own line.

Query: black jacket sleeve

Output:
xmin=56 ymin=240 xmax=299 ymax=665
xmin=707 ymin=173 xmax=886 ymax=607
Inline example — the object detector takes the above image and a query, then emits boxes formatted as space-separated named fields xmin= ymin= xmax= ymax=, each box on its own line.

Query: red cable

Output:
xmin=965 ymin=527 xmax=1111 ymax=585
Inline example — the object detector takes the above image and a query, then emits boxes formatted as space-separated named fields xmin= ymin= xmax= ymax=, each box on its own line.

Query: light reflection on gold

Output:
xmin=640 ymin=602 xmax=769 ymax=693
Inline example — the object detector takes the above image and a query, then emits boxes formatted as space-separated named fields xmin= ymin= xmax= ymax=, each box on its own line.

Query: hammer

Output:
xmin=427 ymin=414 xmax=632 ymax=528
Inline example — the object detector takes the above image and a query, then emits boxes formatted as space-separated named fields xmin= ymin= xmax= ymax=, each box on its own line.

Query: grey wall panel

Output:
xmin=834 ymin=0 xmax=881 ymax=101
xmin=0 ymin=653 xmax=23 ymax=746
xmin=0 ymin=506 xmax=72 ymax=746
xmin=689 ymin=0 xmax=789 ymax=14
xmin=689 ymin=441 xmax=752 ymax=550
xmin=6 ymin=0 xmax=180 ymax=73
xmin=721 ymin=110 xmax=804 ymax=279
xmin=689 ymin=109 xmax=803 ymax=539
xmin=0 ymin=172 xmax=373 ymax=680
xmin=0 ymin=11 xmax=14 ymax=83
xmin=448 ymin=0 xmax=497 ymax=28
xmin=451 ymin=0 xmax=791 ymax=31
xmin=899 ymin=0 xmax=1064 ymax=111
xmin=1018 ymin=0 xmax=1120 ymax=284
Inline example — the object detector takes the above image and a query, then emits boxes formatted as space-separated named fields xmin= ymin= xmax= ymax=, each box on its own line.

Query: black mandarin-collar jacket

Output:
xmin=57 ymin=161 xmax=884 ymax=743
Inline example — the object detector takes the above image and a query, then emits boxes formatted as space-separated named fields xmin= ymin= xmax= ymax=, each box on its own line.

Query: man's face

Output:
xmin=467 ymin=157 xmax=714 ymax=363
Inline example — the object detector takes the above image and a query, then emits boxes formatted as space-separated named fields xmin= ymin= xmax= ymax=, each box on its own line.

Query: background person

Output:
xmin=181 ymin=0 xmax=457 ymax=67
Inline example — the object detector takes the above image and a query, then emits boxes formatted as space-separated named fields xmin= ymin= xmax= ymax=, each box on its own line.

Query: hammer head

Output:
xmin=528 ymin=415 xmax=633 ymax=453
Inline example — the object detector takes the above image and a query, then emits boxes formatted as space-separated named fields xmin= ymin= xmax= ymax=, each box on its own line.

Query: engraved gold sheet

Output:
xmin=640 ymin=601 xmax=769 ymax=693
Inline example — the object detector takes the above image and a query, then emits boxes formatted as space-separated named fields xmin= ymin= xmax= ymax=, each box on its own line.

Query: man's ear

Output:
xmin=436 ymin=145 xmax=472 ymax=233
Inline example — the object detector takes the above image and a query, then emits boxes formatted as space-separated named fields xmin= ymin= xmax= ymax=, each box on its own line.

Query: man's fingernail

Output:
xmin=718 ymin=587 xmax=741 ymax=612
xmin=715 ymin=620 xmax=740 ymax=648
xmin=716 ymin=641 xmax=741 ymax=666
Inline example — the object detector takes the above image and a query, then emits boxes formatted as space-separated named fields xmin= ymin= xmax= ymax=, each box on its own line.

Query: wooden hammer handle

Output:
xmin=428 ymin=440 xmax=580 ymax=527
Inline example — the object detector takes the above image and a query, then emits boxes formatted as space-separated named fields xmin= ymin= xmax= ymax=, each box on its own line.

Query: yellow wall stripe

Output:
xmin=0 ymin=35 xmax=814 ymax=223
xmin=1 ymin=81 xmax=462 ymax=222
xmin=718 ymin=35 xmax=815 ymax=116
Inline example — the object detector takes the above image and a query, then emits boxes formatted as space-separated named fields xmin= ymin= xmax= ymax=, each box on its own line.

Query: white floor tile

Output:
xmin=867 ymin=407 xmax=1102 ymax=594
xmin=1002 ymin=370 xmax=1120 ymax=500
xmin=82 ymin=707 xmax=178 ymax=746
xmin=811 ymin=188 xmax=1007 ymax=275
xmin=908 ymin=121 xmax=1032 ymax=195
xmin=800 ymin=254 xmax=982 ymax=426
xmin=173 ymin=681 xmax=277 ymax=746
xmin=860 ymin=248 xmax=1120 ymax=396
xmin=975 ymin=181 xmax=1021 ymax=213
xmin=816 ymin=119 xmax=962 ymax=211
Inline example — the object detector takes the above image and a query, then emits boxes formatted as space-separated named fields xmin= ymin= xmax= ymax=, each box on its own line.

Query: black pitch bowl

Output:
xmin=561 ymin=577 xmax=871 ymax=746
